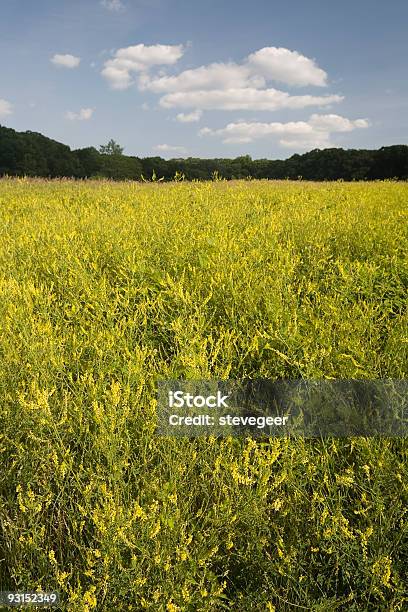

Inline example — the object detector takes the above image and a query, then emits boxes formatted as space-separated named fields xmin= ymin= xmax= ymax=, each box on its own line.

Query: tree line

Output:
xmin=1 ymin=125 xmax=408 ymax=181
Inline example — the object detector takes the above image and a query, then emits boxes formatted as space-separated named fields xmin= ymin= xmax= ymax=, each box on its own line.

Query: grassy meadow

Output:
xmin=0 ymin=178 xmax=407 ymax=611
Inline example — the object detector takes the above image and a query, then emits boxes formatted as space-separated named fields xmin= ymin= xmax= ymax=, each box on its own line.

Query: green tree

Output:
xmin=99 ymin=139 xmax=124 ymax=156
xmin=74 ymin=147 xmax=103 ymax=178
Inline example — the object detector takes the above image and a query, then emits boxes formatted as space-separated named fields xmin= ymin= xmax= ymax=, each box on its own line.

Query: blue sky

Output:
xmin=1 ymin=0 xmax=407 ymax=158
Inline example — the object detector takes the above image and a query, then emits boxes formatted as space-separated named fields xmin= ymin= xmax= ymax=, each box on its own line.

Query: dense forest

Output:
xmin=1 ymin=124 xmax=408 ymax=181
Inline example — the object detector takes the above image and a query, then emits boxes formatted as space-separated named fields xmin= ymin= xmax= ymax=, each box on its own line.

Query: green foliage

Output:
xmin=211 ymin=170 xmax=224 ymax=182
xmin=0 ymin=125 xmax=78 ymax=177
xmin=141 ymin=169 xmax=165 ymax=182
xmin=0 ymin=179 xmax=407 ymax=611
xmin=1 ymin=125 xmax=408 ymax=181
xmin=98 ymin=139 xmax=124 ymax=156
xmin=75 ymin=147 xmax=102 ymax=178
xmin=174 ymin=171 xmax=185 ymax=182
xmin=98 ymin=154 xmax=142 ymax=180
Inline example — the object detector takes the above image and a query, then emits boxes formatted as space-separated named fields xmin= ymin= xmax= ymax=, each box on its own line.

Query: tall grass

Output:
xmin=0 ymin=178 xmax=407 ymax=610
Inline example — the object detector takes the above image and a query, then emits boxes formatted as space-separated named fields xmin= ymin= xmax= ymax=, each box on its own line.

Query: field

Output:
xmin=0 ymin=178 xmax=407 ymax=611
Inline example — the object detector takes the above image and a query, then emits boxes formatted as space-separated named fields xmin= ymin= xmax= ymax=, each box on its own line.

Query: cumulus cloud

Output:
xmin=101 ymin=0 xmax=125 ymax=11
xmin=308 ymin=113 xmax=370 ymax=131
xmin=154 ymin=143 xmax=187 ymax=155
xmin=102 ymin=44 xmax=185 ymax=90
xmin=65 ymin=108 xmax=94 ymax=121
xmin=129 ymin=46 xmax=341 ymax=114
xmin=199 ymin=113 xmax=369 ymax=148
xmin=139 ymin=62 xmax=264 ymax=93
xmin=141 ymin=46 xmax=327 ymax=95
xmin=176 ymin=109 xmax=202 ymax=122
xmin=101 ymin=44 xmax=349 ymax=124
xmin=161 ymin=88 xmax=343 ymax=112
xmin=246 ymin=47 xmax=327 ymax=87
xmin=0 ymin=98 xmax=13 ymax=117
xmin=51 ymin=54 xmax=81 ymax=69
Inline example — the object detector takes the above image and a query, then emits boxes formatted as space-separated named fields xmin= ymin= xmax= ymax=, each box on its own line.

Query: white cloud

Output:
xmin=161 ymin=88 xmax=343 ymax=112
xmin=140 ymin=46 xmax=327 ymax=95
xmin=246 ymin=47 xmax=328 ymax=87
xmin=154 ymin=143 xmax=187 ymax=155
xmin=176 ymin=109 xmax=202 ymax=122
xmin=0 ymin=98 xmax=13 ymax=117
xmin=101 ymin=0 xmax=125 ymax=11
xmin=101 ymin=64 xmax=133 ymax=90
xmin=308 ymin=113 xmax=370 ymax=132
xmin=139 ymin=62 xmax=263 ymax=93
xmin=199 ymin=113 xmax=369 ymax=148
xmin=102 ymin=44 xmax=185 ymax=90
xmin=101 ymin=44 xmax=346 ymax=120
xmin=65 ymin=108 xmax=94 ymax=121
xmin=51 ymin=54 xmax=81 ymax=69
xmin=279 ymin=136 xmax=331 ymax=149
xmin=200 ymin=120 xmax=314 ymax=143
